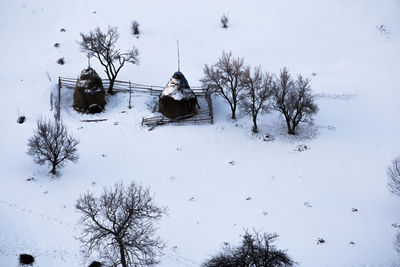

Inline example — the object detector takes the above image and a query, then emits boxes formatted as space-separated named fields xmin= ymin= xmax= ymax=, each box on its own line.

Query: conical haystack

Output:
xmin=73 ymin=67 xmax=106 ymax=113
xmin=159 ymin=72 xmax=198 ymax=118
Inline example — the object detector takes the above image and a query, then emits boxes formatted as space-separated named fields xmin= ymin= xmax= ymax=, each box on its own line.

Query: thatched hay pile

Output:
xmin=159 ymin=72 xmax=198 ymax=118
xmin=73 ymin=67 xmax=106 ymax=113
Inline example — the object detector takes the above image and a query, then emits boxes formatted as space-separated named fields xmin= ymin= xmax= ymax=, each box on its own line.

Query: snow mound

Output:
xmin=161 ymin=72 xmax=196 ymax=101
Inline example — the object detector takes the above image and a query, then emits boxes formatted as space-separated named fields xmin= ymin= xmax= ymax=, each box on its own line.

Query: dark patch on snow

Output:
xmin=88 ymin=261 xmax=102 ymax=267
xmin=17 ymin=116 xmax=26 ymax=124
xmin=57 ymin=57 xmax=65 ymax=65
xmin=19 ymin=254 xmax=34 ymax=265
xmin=261 ymin=133 xmax=274 ymax=142
xmin=295 ymin=145 xmax=309 ymax=152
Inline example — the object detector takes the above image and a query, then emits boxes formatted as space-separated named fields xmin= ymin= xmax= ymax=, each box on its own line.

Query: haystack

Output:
xmin=159 ymin=72 xmax=198 ymax=118
xmin=73 ymin=67 xmax=106 ymax=113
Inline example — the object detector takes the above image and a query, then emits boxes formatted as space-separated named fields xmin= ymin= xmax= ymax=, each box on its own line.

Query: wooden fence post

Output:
xmin=206 ymin=90 xmax=214 ymax=124
xmin=56 ymin=77 xmax=62 ymax=121
xmin=128 ymin=81 xmax=132 ymax=109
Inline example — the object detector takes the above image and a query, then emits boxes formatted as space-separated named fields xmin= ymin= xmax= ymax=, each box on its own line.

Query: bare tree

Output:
xmin=27 ymin=118 xmax=79 ymax=175
xmin=221 ymin=14 xmax=229 ymax=28
xmin=76 ymin=181 xmax=167 ymax=267
xmin=240 ymin=66 xmax=273 ymax=133
xmin=202 ymin=229 xmax=296 ymax=267
xmin=79 ymin=26 xmax=139 ymax=94
xmin=388 ymin=157 xmax=400 ymax=196
xmin=272 ymin=68 xmax=318 ymax=135
xmin=201 ymin=51 xmax=245 ymax=119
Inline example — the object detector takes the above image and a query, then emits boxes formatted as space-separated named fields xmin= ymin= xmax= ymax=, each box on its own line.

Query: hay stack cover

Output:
xmin=159 ymin=72 xmax=198 ymax=118
xmin=73 ymin=67 xmax=106 ymax=113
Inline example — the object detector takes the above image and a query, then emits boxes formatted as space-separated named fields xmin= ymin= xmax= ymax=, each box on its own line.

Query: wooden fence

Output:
xmin=59 ymin=77 xmax=206 ymax=95
xmin=57 ymin=77 xmax=214 ymax=128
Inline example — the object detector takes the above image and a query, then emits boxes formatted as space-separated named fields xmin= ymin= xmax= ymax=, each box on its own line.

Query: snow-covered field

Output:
xmin=1 ymin=0 xmax=400 ymax=266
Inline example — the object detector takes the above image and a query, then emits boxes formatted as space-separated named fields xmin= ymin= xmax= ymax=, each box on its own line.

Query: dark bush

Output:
xmin=54 ymin=43 xmax=60 ymax=48
xmin=17 ymin=116 xmax=26 ymax=124
xmin=19 ymin=254 xmax=34 ymax=265
xmin=57 ymin=57 xmax=65 ymax=65
xmin=88 ymin=261 xmax=102 ymax=267
xmin=131 ymin=20 xmax=140 ymax=37
xmin=221 ymin=14 xmax=229 ymax=28
xmin=60 ymin=28 xmax=66 ymax=32
xmin=202 ymin=229 xmax=295 ymax=267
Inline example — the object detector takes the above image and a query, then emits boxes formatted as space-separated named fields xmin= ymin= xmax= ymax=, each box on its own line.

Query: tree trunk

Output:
xmin=108 ymin=78 xmax=115 ymax=95
xmin=231 ymin=103 xmax=236 ymax=120
xmin=50 ymin=163 xmax=56 ymax=175
xmin=119 ymin=244 xmax=127 ymax=267
xmin=285 ymin=118 xmax=296 ymax=135
xmin=252 ymin=116 xmax=258 ymax=133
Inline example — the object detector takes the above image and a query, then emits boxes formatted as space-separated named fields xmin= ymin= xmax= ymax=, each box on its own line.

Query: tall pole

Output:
xmin=177 ymin=40 xmax=180 ymax=72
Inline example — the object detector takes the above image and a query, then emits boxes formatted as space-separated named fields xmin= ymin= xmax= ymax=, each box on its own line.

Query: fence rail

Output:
xmin=59 ymin=77 xmax=206 ymax=96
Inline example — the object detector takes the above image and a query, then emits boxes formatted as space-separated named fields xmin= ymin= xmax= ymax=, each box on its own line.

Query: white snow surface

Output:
xmin=1 ymin=0 xmax=400 ymax=266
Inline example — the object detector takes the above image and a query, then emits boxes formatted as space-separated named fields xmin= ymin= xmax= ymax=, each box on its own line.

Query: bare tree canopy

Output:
xmin=76 ymin=181 xmax=166 ymax=267
xmin=79 ymin=26 xmax=139 ymax=94
xmin=202 ymin=229 xmax=296 ymax=267
xmin=27 ymin=118 xmax=79 ymax=175
xmin=272 ymin=68 xmax=318 ymax=135
xmin=240 ymin=66 xmax=273 ymax=133
xmin=201 ymin=51 xmax=245 ymax=119
xmin=388 ymin=157 xmax=400 ymax=196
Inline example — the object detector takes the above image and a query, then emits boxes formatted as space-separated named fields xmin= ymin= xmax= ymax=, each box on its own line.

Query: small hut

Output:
xmin=159 ymin=72 xmax=198 ymax=118
xmin=73 ymin=67 xmax=106 ymax=113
